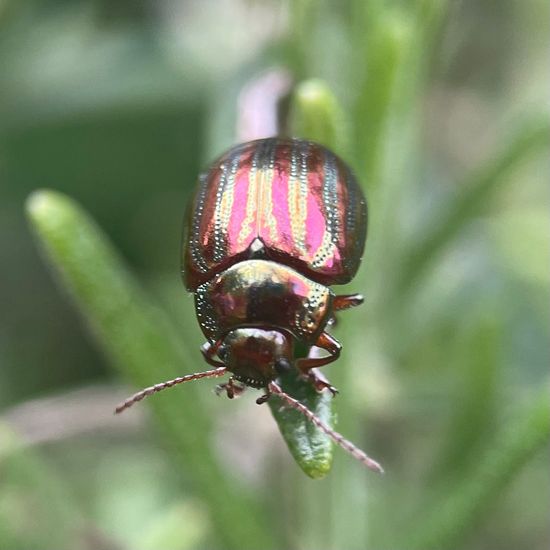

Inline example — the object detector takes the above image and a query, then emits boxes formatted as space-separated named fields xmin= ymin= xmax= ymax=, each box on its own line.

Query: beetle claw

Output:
xmin=256 ymin=393 xmax=271 ymax=405
xmin=307 ymin=375 xmax=339 ymax=397
xmin=317 ymin=382 xmax=339 ymax=397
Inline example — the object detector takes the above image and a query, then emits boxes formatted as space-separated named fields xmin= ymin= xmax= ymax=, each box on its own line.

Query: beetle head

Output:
xmin=219 ymin=328 xmax=293 ymax=388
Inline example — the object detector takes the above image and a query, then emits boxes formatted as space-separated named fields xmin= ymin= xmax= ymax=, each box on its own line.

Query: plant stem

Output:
xmin=26 ymin=190 xmax=276 ymax=550
xmin=405 ymin=388 xmax=550 ymax=550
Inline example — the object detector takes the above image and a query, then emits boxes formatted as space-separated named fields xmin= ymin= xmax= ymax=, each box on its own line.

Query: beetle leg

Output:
xmin=256 ymin=388 xmax=272 ymax=405
xmin=299 ymin=332 xmax=342 ymax=369
xmin=329 ymin=294 xmax=364 ymax=327
xmin=215 ymin=377 xmax=246 ymax=399
xmin=200 ymin=339 xmax=225 ymax=368
xmin=333 ymin=293 xmax=364 ymax=311
xmin=296 ymin=332 xmax=341 ymax=396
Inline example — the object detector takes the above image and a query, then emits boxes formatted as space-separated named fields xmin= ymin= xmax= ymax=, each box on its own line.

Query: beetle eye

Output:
xmin=218 ymin=346 xmax=228 ymax=361
xmin=274 ymin=358 xmax=292 ymax=375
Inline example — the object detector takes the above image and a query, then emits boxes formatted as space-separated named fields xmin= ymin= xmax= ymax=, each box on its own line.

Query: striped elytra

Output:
xmin=182 ymin=138 xmax=367 ymax=291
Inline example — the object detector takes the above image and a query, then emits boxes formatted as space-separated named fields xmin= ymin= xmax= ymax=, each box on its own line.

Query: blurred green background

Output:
xmin=1 ymin=1 xmax=549 ymax=549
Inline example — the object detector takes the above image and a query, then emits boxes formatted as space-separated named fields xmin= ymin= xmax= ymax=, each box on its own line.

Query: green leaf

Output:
xmin=405 ymin=388 xmax=550 ymax=550
xmin=352 ymin=11 xmax=413 ymax=183
xmin=268 ymin=367 xmax=335 ymax=479
xmin=433 ymin=318 xmax=500 ymax=478
xmin=25 ymin=190 xmax=276 ymax=550
xmin=289 ymin=79 xmax=349 ymax=156
xmin=396 ymin=118 xmax=550 ymax=296
xmin=0 ymin=424 xmax=93 ymax=549
xmin=287 ymin=0 xmax=316 ymax=78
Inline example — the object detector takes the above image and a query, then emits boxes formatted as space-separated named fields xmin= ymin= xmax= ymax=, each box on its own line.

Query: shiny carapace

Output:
xmin=115 ymin=138 xmax=382 ymax=472
xmin=184 ymin=137 xmax=367 ymax=393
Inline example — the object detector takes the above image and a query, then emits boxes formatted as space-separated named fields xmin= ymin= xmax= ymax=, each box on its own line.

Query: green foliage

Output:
xmin=407 ymin=390 xmax=550 ymax=550
xmin=269 ymin=366 xmax=335 ymax=479
xmin=26 ymin=191 xmax=276 ymax=550
xmin=1 ymin=1 xmax=548 ymax=549
xmin=289 ymin=79 xmax=349 ymax=154
xmin=396 ymin=118 xmax=550 ymax=297
xmin=0 ymin=426 xmax=86 ymax=550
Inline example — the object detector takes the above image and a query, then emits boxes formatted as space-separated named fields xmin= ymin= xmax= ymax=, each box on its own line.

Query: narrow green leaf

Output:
xmin=434 ymin=318 xmax=500 ymax=478
xmin=353 ymin=12 xmax=413 ymax=183
xmin=406 ymin=388 xmax=550 ymax=550
xmin=287 ymin=0 xmax=316 ymax=78
xmin=268 ymin=367 xmax=334 ymax=479
xmin=289 ymin=79 xmax=349 ymax=155
xmin=0 ymin=424 xmax=91 ymax=549
xmin=25 ymin=190 xmax=276 ymax=550
xmin=397 ymin=118 xmax=550 ymax=295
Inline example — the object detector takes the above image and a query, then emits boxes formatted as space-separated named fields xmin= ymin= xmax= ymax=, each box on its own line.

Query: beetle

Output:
xmin=116 ymin=137 xmax=382 ymax=472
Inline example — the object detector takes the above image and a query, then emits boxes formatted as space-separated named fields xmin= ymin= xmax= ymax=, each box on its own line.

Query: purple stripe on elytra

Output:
xmin=213 ymin=148 xmax=241 ymax=262
xmin=261 ymin=138 xmax=279 ymax=242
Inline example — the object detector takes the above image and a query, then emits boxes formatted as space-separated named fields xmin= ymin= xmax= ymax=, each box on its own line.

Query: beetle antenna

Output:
xmin=268 ymin=381 xmax=384 ymax=473
xmin=115 ymin=367 xmax=227 ymax=414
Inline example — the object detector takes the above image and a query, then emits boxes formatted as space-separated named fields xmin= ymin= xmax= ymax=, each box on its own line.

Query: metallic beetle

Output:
xmin=182 ymin=137 xmax=367 ymax=397
xmin=115 ymin=137 xmax=382 ymax=472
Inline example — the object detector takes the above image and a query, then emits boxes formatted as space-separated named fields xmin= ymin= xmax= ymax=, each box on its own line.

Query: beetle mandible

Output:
xmin=116 ymin=138 xmax=382 ymax=472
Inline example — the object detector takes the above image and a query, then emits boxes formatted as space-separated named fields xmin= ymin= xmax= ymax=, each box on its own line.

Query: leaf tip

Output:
xmin=303 ymin=461 xmax=332 ymax=480
xmin=26 ymin=188 xmax=49 ymax=215
xmin=26 ymin=189 xmax=67 ymax=223
xmin=290 ymin=78 xmax=347 ymax=154
xmin=294 ymin=79 xmax=331 ymax=104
